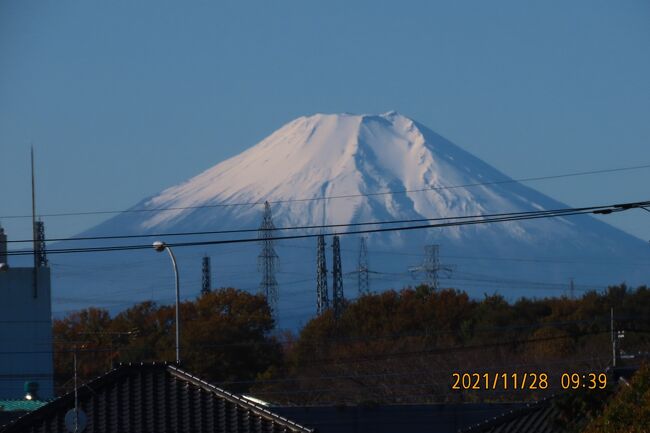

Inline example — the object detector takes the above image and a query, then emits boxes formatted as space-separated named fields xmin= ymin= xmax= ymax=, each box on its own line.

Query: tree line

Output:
xmin=53 ymin=284 xmax=650 ymax=406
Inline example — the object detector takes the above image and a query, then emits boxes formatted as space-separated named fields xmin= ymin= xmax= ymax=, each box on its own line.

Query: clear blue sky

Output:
xmin=1 ymin=0 xmax=649 ymax=242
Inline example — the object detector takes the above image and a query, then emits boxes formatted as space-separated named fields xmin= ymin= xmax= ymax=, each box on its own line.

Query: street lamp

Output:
xmin=152 ymin=241 xmax=181 ymax=364
xmin=0 ymin=263 xmax=9 ymax=272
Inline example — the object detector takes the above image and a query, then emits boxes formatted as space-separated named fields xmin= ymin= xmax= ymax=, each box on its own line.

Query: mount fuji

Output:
xmin=49 ymin=112 xmax=650 ymax=327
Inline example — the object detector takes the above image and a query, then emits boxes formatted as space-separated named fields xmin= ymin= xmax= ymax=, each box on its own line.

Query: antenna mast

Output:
xmin=34 ymin=220 xmax=47 ymax=267
xmin=31 ymin=146 xmax=39 ymax=298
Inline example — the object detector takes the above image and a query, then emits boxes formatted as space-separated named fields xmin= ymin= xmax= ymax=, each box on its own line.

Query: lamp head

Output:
xmin=24 ymin=381 xmax=39 ymax=401
xmin=152 ymin=241 xmax=166 ymax=252
xmin=0 ymin=263 xmax=8 ymax=272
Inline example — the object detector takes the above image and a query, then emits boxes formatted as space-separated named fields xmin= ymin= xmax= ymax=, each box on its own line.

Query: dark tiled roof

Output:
xmin=0 ymin=414 xmax=24 ymax=429
xmin=460 ymin=396 xmax=568 ymax=433
xmin=273 ymin=403 xmax=524 ymax=433
xmin=0 ymin=363 xmax=313 ymax=433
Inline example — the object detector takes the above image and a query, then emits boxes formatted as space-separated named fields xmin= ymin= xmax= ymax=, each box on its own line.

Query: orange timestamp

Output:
xmin=451 ymin=372 xmax=608 ymax=390
xmin=452 ymin=372 xmax=549 ymax=390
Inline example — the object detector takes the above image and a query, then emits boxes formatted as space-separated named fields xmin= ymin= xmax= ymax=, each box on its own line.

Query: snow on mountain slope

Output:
xmin=121 ymin=112 xmax=569 ymax=238
xmin=52 ymin=112 xmax=650 ymax=327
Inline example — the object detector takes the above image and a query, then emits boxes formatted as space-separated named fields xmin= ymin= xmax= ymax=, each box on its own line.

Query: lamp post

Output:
xmin=152 ymin=241 xmax=181 ymax=364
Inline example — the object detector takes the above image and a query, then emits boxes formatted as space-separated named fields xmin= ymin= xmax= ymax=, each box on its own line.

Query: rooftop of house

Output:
xmin=0 ymin=362 xmax=314 ymax=433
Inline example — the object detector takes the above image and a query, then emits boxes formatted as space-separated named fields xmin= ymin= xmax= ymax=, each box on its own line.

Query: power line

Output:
xmin=48 ymin=272 xmax=627 ymax=316
xmin=1 ymin=203 xmax=612 ymax=244
xmin=52 ymin=313 xmax=633 ymax=349
xmin=2 ymin=328 xmax=620 ymax=360
xmin=45 ymin=252 xmax=636 ymax=302
xmin=276 ymin=242 xmax=650 ymax=267
xmin=2 ymin=162 xmax=650 ymax=220
xmin=5 ymin=200 xmax=648 ymax=257
xmin=5 ymin=199 xmax=647 ymax=245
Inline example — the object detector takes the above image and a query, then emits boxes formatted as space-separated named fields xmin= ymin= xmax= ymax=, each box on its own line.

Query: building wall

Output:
xmin=0 ymin=227 xmax=7 ymax=264
xmin=0 ymin=268 xmax=54 ymax=399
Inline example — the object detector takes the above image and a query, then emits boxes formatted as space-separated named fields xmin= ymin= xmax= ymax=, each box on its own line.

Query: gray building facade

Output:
xmin=0 ymin=242 xmax=54 ymax=399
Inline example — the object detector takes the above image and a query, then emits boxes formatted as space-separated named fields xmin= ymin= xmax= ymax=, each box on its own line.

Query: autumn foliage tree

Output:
xmin=53 ymin=288 xmax=282 ymax=395
xmin=52 ymin=307 xmax=116 ymax=389
xmin=179 ymin=288 xmax=281 ymax=388
xmin=54 ymin=283 xmax=650 ymax=405
xmin=253 ymin=284 xmax=650 ymax=405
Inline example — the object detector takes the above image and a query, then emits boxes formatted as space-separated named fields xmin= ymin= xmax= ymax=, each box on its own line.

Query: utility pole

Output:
xmin=568 ymin=277 xmax=575 ymax=299
xmin=357 ymin=237 xmax=370 ymax=296
xmin=331 ymin=235 xmax=344 ymax=319
xmin=316 ymin=234 xmax=329 ymax=315
xmin=73 ymin=349 xmax=78 ymax=432
xmin=201 ymin=256 xmax=211 ymax=295
xmin=611 ymin=307 xmax=617 ymax=368
xmin=258 ymin=201 xmax=279 ymax=318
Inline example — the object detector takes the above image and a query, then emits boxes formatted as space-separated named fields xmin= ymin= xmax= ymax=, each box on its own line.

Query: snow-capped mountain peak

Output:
xmin=137 ymin=111 xmax=541 ymax=235
xmin=60 ymin=112 xmax=650 ymax=325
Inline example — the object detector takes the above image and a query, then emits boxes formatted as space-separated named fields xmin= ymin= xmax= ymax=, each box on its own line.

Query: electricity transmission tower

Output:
xmin=357 ymin=237 xmax=370 ymax=295
xmin=409 ymin=244 xmax=453 ymax=291
xmin=201 ymin=256 xmax=211 ymax=295
xmin=316 ymin=234 xmax=329 ymax=315
xmin=424 ymin=244 xmax=440 ymax=290
xmin=331 ymin=235 xmax=344 ymax=319
xmin=345 ymin=236 xmax=379 ymax=296
xmin=258 ymin=201 xmax=279 ymax=316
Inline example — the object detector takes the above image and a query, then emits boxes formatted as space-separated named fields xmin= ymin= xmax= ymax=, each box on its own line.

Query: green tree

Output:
xmin=582 ymin=364 xmax=650 ymax=433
